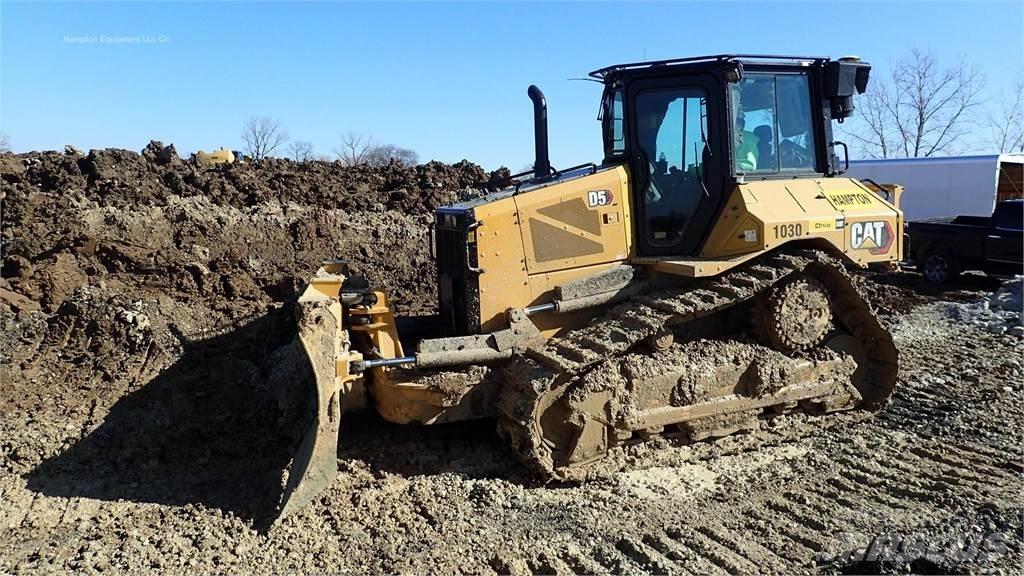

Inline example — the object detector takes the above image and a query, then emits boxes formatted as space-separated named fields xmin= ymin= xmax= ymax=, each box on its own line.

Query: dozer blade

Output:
xmin=275 ymin=289 xmax=343 ymax=522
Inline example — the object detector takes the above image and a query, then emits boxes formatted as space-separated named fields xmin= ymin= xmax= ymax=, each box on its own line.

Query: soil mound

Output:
xmin=1 ymin=144 xmax=506 ymax=486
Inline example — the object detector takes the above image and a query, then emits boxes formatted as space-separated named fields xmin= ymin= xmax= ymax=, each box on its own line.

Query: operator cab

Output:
xmin=593 ymin=54 xmax=870 ymax=257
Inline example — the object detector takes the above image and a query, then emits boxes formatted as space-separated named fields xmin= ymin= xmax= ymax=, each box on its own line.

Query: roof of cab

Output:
xmin=589 ymin=54 xmax=829 ymax=82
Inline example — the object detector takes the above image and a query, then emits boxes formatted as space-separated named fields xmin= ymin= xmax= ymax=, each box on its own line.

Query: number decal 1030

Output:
xmin=773 ymin=223 xmax=803 ymax=238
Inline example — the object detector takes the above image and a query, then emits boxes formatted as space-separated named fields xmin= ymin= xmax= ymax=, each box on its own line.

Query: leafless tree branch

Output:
xmin=333 ymin=132 xmax=374 ymax=166
xmin=842 ymin=49 xmax=986 ymax=158
xmin=241 ymin=116 xmax=289 ymax=161
xmin=333 ymin=132 xmax=419 ymax=167
xmin=287 ymin=140 xmax=315 ymax=162
xmin=987 ymin=75 xmax=1024 ymax=153
xmin=365 ymin=144 xmax=419 ymax=167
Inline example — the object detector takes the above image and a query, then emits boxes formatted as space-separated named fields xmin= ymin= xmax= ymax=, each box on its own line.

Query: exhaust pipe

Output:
xmin=528 ymin=85 xmax=551 ymax=178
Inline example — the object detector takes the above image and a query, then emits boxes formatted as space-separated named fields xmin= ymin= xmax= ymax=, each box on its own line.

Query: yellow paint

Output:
xmin=473 ymin=166 xmax=632 ymax=332
xmin=300 ymin=168 xmax=906 ymax=430
xmin=195 ymin=148 xmax=235 ymax=164
xmin=515 ymin=167 xmax=631 ymax=275
xmin=472 ymin=194 xmax=532 ymax=332
xmin=669 ymin=177 xmax=904 ymax=275
xmin=348 ymin=290 xmax=404 ymax=359
xmin=372 ymin=379 xmax=438 ymax=424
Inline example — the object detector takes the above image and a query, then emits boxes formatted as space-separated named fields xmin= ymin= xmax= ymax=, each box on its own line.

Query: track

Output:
xmin=497 ymin=248 xmax=898 ymax=479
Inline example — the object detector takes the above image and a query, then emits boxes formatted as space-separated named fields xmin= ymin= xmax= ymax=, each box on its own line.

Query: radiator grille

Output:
xmin=435 ymin=212 xmax=480 ymax=336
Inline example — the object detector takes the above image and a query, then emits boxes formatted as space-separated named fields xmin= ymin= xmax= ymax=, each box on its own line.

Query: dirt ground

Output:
xmin=1 ymin=146 xmax=1022 ymax=574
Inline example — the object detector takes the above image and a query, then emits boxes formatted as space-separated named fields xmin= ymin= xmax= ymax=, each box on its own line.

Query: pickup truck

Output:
xmin=907 ymin=199 xmax=1023 ymax=283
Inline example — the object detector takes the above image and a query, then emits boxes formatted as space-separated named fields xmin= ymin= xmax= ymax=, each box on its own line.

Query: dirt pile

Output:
xmin=2 ymin=142 xmax=510 ymax=313
xmin=0 ymin=144 xmax=506 ymax=501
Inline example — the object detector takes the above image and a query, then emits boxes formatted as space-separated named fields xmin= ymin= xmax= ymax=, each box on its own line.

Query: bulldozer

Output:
xmin=276 ymin=54 xmax=902 ymax=520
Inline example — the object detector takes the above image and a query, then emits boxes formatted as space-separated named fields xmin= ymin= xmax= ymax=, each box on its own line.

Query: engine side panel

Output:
xmin=514 ymin=167 xmax=632 ymax=275
xmin=469 ymin=166 xmax=633 ymax=333
xmin=699 ymin=177 xmax=903 ymax=266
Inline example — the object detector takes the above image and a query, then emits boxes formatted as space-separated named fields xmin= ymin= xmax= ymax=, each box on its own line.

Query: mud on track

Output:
xmin=2 ymin=145 xmax=1022 ymax=574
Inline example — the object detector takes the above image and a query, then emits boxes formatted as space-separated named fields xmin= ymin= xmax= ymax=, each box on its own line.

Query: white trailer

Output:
xmin=846 ymin=154 xmax=1023 ymax=220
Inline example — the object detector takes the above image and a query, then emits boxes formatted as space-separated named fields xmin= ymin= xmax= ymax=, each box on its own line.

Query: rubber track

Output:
xmin=497 ymin=248 xmax=898 ymax=477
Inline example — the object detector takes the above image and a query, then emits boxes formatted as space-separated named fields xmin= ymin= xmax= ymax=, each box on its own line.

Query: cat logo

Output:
xmin=850 ymin=220 xmax=894 ymax=254
xmin=587 ymin=189 xmax=614 ymax=208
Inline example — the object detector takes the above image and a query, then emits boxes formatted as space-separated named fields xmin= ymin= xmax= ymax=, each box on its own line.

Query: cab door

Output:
xmin=626 ymin=74 xmax=726 ymax=256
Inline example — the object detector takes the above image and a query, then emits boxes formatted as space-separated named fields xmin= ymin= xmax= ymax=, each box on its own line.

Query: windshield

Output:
xmin=730 ymin=72 xmax=817 ymax=174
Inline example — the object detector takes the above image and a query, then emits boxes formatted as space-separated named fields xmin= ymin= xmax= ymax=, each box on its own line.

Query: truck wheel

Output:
xmin=921 ymin=251 xmax=959 ymax=284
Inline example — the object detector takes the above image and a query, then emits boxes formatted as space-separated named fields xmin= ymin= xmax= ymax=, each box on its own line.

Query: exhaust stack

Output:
xmin=528 ymin=85 xmax=551 ymax=178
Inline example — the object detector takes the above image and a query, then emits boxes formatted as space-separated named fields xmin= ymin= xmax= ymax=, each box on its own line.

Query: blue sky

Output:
xmin=2 ymin=1 xmax=1021 ymax=169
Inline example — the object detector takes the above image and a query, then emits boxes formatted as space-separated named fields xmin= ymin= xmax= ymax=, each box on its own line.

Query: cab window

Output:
xmin=611 ymin=90 xmax=625 ymax=154
xmin=601 ymin=88 xmax=626 ymax=157
xmin=731 ymin=72 xmax=816 ymax=173
xmin=635 ymin=86 xmax=709 ymax=246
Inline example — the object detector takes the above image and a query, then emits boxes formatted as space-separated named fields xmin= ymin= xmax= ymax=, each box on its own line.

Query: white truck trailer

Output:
xmin=846 ymin=154 xmax=1023 ymax=220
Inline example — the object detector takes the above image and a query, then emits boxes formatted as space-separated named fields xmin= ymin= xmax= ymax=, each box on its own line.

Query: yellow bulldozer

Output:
xmin=277 ymin=54 xmax=902 ymax=520
xmin=194 ymin=148 xmax=237 ymax=165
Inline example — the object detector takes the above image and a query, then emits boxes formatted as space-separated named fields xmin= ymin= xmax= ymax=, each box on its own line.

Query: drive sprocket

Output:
xmin=756 ymin=274 xmax=833 ymax=353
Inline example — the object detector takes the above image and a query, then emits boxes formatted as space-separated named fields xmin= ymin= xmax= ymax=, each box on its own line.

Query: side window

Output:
xmin=731 ymin=75 xmax=776 ymax=172
xmin=731 ymin=72 xmax=817 ymax=173
xmin=635 ymin=87 xmax=709 ymax=246
xmin=611 ymin=90 xmax=625 ymax=154
xmin=993 ymin=203 xmax=1023 ymax=230
xmin=602 ymin=89 xmax=626 ymax=158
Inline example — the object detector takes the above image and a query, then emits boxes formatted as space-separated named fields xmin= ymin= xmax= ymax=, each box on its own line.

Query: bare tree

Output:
xmin=365 ymin=144 xmax=419 ymax=166
xmin=333 ymin=132 xmax=374 ymax=166
xmin=0 ymin=132 xmax=10 ymax=153
xmin=843 ymin=49 xmax=986 ymax=158
xmin=287 ymin=140 xmax=315 ymax=162
xmin=333 ymin=132 xmax=420 ymax=166
xmin=241 ymin=116 xmax=289 ymax=161
xmin=986 ymin=75 xmax=1024 ymax=153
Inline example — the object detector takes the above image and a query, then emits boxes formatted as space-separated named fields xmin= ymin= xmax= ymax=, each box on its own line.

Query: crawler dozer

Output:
xmin=278 ymin=54 xmax=903 ymax=519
